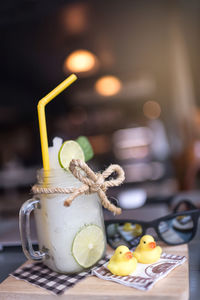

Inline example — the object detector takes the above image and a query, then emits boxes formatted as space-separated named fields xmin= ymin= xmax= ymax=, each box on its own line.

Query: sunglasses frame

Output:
xmin=105 ymin=200 xmax=200 ymax=246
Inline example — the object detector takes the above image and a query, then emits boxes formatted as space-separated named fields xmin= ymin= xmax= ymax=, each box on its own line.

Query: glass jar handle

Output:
xmin=19 ymin=198 xmax=47 ymax=261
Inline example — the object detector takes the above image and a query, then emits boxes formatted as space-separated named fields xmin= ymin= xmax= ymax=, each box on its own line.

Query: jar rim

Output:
xmin=37 ymin=168 xmax=73 ymax=177
xmin=36 ymin=168 xmax=81 ymax=188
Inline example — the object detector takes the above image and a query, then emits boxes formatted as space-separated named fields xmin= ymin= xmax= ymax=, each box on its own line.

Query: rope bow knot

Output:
xmin=67 ymin=160 xmax=125 ymax=214
xmin=32 ymin=159 xmax=125 ymax=215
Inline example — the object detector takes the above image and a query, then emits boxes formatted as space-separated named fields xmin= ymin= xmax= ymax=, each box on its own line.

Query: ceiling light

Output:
xmin=95 ymin=75 xmax=121 ymax=97
xmin=64 ymin=50 xmax=98 ymax=73
xmin=61 ymin=3 xmax=89 ymax=35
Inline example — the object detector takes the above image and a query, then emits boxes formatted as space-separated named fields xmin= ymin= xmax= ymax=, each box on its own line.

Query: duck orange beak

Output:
xmin=149 ymin=241 xmax=156 ymax=249
xmin=125 ymin=251 xmax=133 ymax=259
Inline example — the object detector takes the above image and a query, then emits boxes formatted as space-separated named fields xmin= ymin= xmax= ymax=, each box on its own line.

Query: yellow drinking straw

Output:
xmin=37 ymin=74 xmax=77 ymax=170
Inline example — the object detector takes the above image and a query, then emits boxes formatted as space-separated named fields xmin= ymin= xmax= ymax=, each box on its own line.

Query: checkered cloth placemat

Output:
xmin=11 ymin=257 xmax=109 ymax=295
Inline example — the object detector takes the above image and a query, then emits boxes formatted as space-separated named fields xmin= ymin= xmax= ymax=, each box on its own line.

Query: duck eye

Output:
xmin=143 ymin=241 xmax=146 ymax=244
xmin=119 ymin=251 xmax=122 ymax=254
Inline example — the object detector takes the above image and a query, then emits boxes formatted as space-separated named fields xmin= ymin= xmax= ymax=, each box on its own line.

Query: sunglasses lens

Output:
xmin=158 ymin=215 xmax=194 ymax=244
xmin=106 ymin=222 xmax=143 ymax=249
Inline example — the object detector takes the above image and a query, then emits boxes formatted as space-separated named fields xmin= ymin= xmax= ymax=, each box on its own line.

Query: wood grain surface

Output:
xmin=0 ymin=244 xmax=189 ymax=300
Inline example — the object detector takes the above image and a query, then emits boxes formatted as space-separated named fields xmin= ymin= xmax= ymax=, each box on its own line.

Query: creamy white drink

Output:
xmin=32 ymin=137 xmax=106 ymax=273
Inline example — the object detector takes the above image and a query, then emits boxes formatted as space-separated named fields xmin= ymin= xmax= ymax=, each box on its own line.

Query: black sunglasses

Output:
xmin=105 ymin=200 xmax=200 ymax=249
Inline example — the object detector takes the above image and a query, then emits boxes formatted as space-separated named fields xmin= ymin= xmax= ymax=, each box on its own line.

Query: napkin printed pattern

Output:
xmin=92 ymin=253 xmax=186 ymax=291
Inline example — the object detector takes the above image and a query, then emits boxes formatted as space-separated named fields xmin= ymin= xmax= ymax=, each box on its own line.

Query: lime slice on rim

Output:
xmin=76 ymin=136 xmax=94 ymax=162
xmin=58 ymin=140 xmax=85 ymax=170
xmin=72 ymin=224 xmax=105 ymax=268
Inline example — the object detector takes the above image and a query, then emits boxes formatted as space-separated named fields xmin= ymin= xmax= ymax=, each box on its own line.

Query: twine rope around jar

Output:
xmin=32 ymin=159 xmax=125 ymax=215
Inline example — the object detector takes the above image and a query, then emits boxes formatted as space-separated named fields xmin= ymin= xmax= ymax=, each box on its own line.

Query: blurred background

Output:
xmin=1 ymin=0 xmax=200 ymax=248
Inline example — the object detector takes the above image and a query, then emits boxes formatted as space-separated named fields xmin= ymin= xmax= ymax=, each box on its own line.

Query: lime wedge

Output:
xmin=76 ymin=136 xmax=94 ymax=162
xmin=58 ymin=140 xmax=85 ymax=170
xmin=72 ymin=224 xmax=105 ymax=268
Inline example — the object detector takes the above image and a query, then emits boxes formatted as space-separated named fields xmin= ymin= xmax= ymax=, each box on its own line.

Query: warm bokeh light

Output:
xmin=64 ymin=50 xmax=98 ymax=73
xmin=95 ymin=75 xmax=121 ymax=96
xmin=61 ymin=3 xmax=89 ymax=35
xmin=143 ymin=100 xmax=161 ymax=120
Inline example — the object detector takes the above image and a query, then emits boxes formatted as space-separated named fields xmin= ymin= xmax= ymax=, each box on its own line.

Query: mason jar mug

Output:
xmin=19 ymin=168 xmax=106 ymax=274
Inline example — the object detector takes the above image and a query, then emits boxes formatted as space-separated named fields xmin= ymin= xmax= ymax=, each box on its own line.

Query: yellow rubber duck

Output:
xmin=133 ymin=235 xmax=162 ymax=264
xmin=107 ymin=245 xmax=137 ymax=276
xmin=123 ymin=222 xmax=133 ymax=232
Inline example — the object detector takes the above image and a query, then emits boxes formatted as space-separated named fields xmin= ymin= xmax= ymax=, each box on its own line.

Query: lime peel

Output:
xmin=58 ymin=140 xmax=85 ymax=170
xmin=72 ymin=224 xmax=105 ymax=268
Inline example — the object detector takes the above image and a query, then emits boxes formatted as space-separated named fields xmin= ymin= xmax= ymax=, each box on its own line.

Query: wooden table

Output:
xmin=0 ymin=244 xmax=189 ymax=300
